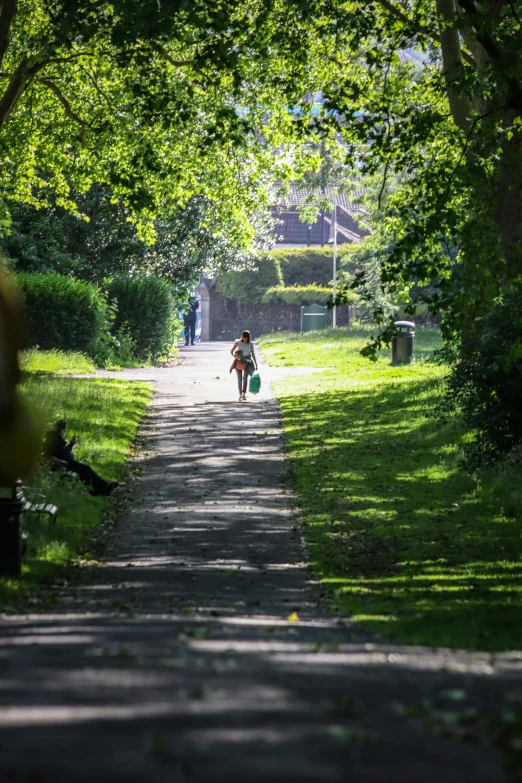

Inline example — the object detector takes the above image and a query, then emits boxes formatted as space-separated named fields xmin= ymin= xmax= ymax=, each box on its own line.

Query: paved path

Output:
xmin=1 ymin=343 xmax=521 ymax=782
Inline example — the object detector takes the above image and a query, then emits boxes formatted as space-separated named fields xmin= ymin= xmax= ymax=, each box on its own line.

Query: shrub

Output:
xmin=16 ymin=272 xmax=108 ymax=356
xmin=442 ymin=288 xmax=522 ymax=467
xmin=216 ymin=255 xmax=282 ymax=303
xmin=107 ymin=274 xmax=174 ymax=359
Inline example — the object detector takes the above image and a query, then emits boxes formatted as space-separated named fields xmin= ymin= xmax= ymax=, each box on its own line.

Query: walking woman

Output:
xmin=230 ymin=330 xmax=258 ymax=401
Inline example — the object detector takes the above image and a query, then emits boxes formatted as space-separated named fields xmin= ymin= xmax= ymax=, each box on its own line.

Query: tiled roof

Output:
xmin=272 ymin=205 xmax=366 ymax=246
xmin=273 ymin=209 xmax=330 ymax=245
xmin=273 ymin=184 xmax=366 ymax=211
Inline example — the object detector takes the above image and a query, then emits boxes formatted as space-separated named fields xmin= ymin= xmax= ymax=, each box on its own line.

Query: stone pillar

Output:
xmin=196 ymin=281 xmax=211 ymax=341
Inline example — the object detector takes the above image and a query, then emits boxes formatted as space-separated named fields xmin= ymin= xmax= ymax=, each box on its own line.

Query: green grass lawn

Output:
xmin=21 ymin=349 xmax=97 ymax=375
xmin=259 ymin=327 xmax=522 ymax=651
xmin=0 ymin=352 xmax=151 ymax=606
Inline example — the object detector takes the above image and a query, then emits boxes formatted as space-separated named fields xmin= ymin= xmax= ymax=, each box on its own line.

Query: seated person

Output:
xmin=44 ymin=419 xmax=118 ymax=497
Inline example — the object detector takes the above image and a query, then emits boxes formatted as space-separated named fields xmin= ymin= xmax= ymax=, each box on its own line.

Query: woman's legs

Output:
xmin=235 ymin=369 xmax=243 ymax=395
xmin=236 ymin=365 xmax=253 ymax=397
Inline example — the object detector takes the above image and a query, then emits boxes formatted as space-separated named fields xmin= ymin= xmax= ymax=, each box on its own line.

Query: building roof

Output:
xmin=272 ymin=204 xmax=366 ymax=246
xmin=272 ymin=183 xmax=366 ymax=211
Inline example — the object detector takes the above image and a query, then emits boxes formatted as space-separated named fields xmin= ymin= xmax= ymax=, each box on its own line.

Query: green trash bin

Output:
xmin=392 ymin=321 xmax=415 ymax=364
xmin=301 ymin=304 xmax=328 ymax=333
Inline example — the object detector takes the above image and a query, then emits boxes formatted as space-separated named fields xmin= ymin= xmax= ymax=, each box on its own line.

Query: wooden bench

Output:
xmin=44 ymin=456 xmax=78 ymax=482
xmin=14 ymin=481 xmax=59 ymax=524
xmin=22 ymin=500 xmax=58 ymax=524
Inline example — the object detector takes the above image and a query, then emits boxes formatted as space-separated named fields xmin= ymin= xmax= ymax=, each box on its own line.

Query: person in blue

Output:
xmin=183 ymin=296 xmax=199 ymax=346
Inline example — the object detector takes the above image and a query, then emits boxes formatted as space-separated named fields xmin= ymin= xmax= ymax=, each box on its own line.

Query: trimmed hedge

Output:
xmin=263 ymin=284 xmax=331 ymax=306
xmin=216 ymin=255 xmax=282 ymax=303
xmin=108 ymin=274 xmax=174 ymax=359
xmin=263 ymin=284 xmax=358 ymax=306
xmin=16 ymin=272 xmax=107 ymax=355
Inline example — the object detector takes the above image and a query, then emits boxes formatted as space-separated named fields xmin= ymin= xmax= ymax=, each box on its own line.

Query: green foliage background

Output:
xmin=216 ymin=247 xmax=360 ymax=305
xmin=272 ymin=246 xmax=358 ymax=287
xmin=216 ymin=255 xmax=283 ymax=303
xmin=442 ymin=289 xmax=522 ymax=467
xmin=0 ymin=190 xmax=276 ymax=296
xmin=273 ymin=248 xmax=333 ymax=287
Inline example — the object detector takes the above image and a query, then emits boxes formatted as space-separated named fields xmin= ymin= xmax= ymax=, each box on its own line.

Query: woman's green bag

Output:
xmin=249 ymin=371 xmax=261 ymax=394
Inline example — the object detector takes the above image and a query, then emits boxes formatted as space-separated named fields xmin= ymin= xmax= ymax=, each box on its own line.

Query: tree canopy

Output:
xmin=2 ymin=0 xmax=522 ymax=324
xmin=0 ymin=0 xmax=333 ymax=241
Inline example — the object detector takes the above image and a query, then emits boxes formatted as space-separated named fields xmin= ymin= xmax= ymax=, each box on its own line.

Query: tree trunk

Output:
xmin=436 ymin=0 xmax=472 ymax=133
xmin=451 ymin=0 xmax=522 ymax=279
xmin=495 ymin=123 xmax=522 ymax=279
xmin=0 ymin=0 xmax=17 ymax=69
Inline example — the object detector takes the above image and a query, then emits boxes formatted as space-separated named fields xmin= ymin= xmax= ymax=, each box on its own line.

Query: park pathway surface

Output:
xmin=1 ymin=343 xmax=521 ymax=782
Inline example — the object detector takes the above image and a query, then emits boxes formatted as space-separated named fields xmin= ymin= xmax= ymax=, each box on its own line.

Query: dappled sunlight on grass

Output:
xmin=0 ymin=356 xmax=152 ymax=603
xmin=264 ymin=328 xmax=522 ymax=651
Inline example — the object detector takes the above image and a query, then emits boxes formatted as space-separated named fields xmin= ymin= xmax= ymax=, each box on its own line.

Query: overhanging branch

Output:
xmin=160 ymin=50 xmax=195 ymax=68
xmin=38 ymin=77 xmax=97 ymax=129
xmin=80 ymin=66 xmax=115 ymax=112
xmin=46 ymin=53 xmax=95 ymax=66
xmin=378 ymin=158 xmax=392 ymax=209
xmin=440 ymin=106 xmax=497 ymax=204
